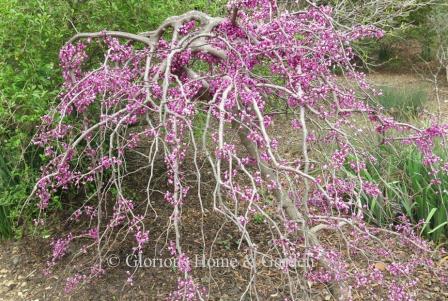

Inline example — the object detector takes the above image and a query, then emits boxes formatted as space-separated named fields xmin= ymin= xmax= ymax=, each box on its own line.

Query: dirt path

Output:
xmin=0 ymin=239 xmax=50 ymax=301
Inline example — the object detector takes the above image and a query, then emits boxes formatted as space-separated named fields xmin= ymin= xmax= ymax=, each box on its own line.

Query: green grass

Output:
xmin=0 ymin=154 xmax=13 ymax=239
xmin=0 ymin=206 xmax=12 ymax=239
xmin=375 ymin=86 xmax=428 ymax=120
xmin=345 ymin=144 xmax=448 ymax=242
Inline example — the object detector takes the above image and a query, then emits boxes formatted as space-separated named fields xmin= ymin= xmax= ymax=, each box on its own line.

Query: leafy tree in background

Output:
xmin=427 ymin=1 xmax=448 ymax=81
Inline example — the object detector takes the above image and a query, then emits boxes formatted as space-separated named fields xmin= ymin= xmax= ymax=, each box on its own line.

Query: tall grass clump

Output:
xmin=347 ymin=144 xmax=448 ymax=242
xmin=0 ymin=154 xmax=13 ymax=238
xmin=376 ymin=86 xmax=428 ymax=120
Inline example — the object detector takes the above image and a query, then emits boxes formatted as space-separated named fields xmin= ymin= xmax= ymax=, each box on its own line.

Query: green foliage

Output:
xmin=252 ymin=213 xmax=265 ymax=225
xmin=354 ymin=2 xmax=443 ymax=70
xmin=377 ymin=42 xmax=395 ymax=62
xmin=0 ymin=154 xmax=13 ymax=238
xmin=0 ymin=0 xmax=227 ymax=238
xmin=402 ymin=148 xmax=448 ymax=241
xmin=192 ymin=111 xmax=208 ymax=140
xmin=347 ymin=144 xmax=448 ymax=242
xmin=375 ymin=86 xmax=428 ymax=120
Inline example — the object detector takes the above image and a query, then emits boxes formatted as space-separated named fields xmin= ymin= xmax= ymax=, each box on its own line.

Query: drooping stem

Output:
xmin=234 ymin=118 xmax=351 ymax=300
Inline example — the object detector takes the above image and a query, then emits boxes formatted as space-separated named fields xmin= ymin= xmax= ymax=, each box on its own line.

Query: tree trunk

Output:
xmin=234 ymin=121 xmax=351 ymax=300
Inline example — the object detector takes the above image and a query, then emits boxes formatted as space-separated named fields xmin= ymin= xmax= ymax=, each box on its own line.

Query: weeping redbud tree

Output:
xmin=29 ymin=0 xmax=447 ymax=300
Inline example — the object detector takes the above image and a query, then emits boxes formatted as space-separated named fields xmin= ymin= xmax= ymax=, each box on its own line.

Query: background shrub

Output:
xmin=0 ymin=0 xmax=227 ymax=239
